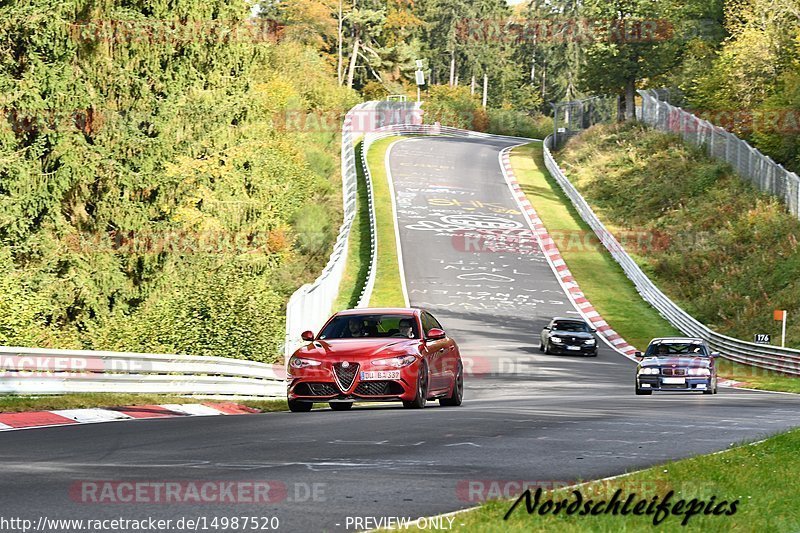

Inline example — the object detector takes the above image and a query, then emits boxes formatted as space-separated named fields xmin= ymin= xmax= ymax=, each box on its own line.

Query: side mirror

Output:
xmin=301 ymin=330 xmax=314 ymax=342
xmin=426 ymin=328 xmax=446 ymax=340
xmin=710 ymin=352 xmax=720 ymax=358
xmin=542 ymin=326 xmax=550 ymax=331
xmin=590 ymin=328 xmax=597 ymax=333
xmin=634 ymin=351 xmax=643 ymax=359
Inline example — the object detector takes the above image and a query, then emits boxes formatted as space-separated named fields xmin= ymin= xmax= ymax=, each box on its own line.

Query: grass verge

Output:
xmin=509 ymin=142 xmax=681 ymax=351
xmin=366 ymin=136 xmax=407 ymax=308
xmin=454 ymin=428 xmax=800 ymax=531
xmin=0 ymin=394 xmax=288 ymax=413
xmin=335 ymin=140 xmax=372 ymax=310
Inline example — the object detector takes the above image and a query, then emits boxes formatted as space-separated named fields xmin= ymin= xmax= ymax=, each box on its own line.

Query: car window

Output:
xmin=646 ymin=343 xmax=709 ymax=356
xmin=421 ymin=312 xmax=442 ymax=337
xmin=553 ymin=321 xmax=589 ymax=332
xmin=318 ymin=314 xmax=419 ymax=339
xmin=427 ymin=312 xmax=444 ymax=330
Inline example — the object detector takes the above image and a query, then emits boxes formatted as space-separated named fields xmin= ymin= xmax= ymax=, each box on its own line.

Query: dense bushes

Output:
xmin=421 ymin=85 xmax=551 ymax=139
xmin=558 ymin=122 xmax=800 ymax=348
xmin=0 ymin=1 xmax=358 ymax=361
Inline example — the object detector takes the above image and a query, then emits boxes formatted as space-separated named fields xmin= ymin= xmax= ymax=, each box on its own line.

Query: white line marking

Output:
xmin=385 ymin=139 xmax=411 ymax=307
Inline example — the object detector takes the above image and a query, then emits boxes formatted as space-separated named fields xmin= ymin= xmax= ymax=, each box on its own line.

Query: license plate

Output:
xmin=663 ymin=377 xmax=686 ymax=384
xmin=360 ymin=370 xmax=401 ymax=381
xmin=566 ymin=346 xmax=581 ymax=350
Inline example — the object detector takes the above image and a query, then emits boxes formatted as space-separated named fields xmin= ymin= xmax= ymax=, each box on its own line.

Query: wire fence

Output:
xmin=639 ymin=89 xmax=800 ymax=218
xmin=550 ymin=95 xmax=619 ymax=148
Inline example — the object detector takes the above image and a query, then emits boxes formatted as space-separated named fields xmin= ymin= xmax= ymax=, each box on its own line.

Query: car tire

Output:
xmin=538 ymin=341 xmax=545 ymax=352
xmin=589 ymin=350 xmax=598 ymax=357
xmin=403 ymin=362 xmax=428 ymax=409
xmin=440 ymin=363 xmax=463 ymax=407
xmin=543 ymin=342 xmax=552 ymax=355
xmin=703 ymin=380 xmax=718 ymax=395
xmin=329 ymin=402 xmax=353 ymax=411
xmin=288 ymin=400 xmax=313 ymax=412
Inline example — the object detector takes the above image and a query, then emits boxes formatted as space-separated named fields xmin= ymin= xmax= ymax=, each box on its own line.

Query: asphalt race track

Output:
xmin=2 ymin=136 xmax=800 ymax=532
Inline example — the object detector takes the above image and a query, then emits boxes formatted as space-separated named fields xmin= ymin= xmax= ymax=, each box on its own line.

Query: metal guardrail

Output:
xmin=0 ymin=345 xmax=286 ymax=397
xmin=639 ymin=89 xmax=800 ymax=218
xmin=543 ymin=135 xmax=800 ymax=375
xmin=284 ymin=101 xmax=421 ymax=357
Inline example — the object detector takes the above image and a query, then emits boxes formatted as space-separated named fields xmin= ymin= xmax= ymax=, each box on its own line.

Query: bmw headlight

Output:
xmin=371 ymin=355 xmax=417 ymax=368
xmin=687 ymin=368 xmax=710 ymax=376
xmin=584 ymin=338 xmax=596 ymax=345
xmin=550 ymin=337 xmax=564 ymax=343
xmin=289 ymin=357 xmax=322 ymax=369
xmin=638 ymin=367 xmax=659 ymax=375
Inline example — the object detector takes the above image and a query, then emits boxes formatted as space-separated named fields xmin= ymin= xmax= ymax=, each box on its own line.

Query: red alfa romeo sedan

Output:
xmin=286 ymin=308 xmax=463 ymax=412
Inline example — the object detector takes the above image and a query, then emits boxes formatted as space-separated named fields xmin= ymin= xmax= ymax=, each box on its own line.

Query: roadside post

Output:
xmin=774 ymin=310 xmax=788 ymax=347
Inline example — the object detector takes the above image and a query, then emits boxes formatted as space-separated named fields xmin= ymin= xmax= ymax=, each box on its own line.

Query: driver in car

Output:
xmin=347 ymin=318 xmax=368 ymax=337
xmin=396 ymin=319 xmax=414 ymax=338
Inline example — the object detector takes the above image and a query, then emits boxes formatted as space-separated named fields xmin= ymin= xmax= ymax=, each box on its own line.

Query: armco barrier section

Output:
xmin=0 ymin=345 xmax=285 ymax=397
xmin=543 ymin=135 xmax=800 ymax=375
xmin=284 ymin=102 xmax=421 ymax=358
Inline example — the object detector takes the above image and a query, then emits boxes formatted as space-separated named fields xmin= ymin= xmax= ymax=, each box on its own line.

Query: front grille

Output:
xmin=556 ymin=336 xmax=583 ymax=345
xmin=334 ymin=362 xmax=359 ymax=391
xmin=354 ymin=381 xmax=404 ymax=396
xmin=662 ymin=368 xmax=687 ymax=376
xmin=294 ymin=382 xmax=337 ymax=396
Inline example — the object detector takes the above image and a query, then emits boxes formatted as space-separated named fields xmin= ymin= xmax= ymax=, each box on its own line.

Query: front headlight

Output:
xmin=584 ymin=338 xmax=596 ymax=345
xmin=371 ymin=355 xmax=417 ymax=368
xmin=638 ymin=367 xmax=659 ymax=375
xmin=550 ymin=337 xmax=564 ymax=343
xmin=687 ymin=368 xmax=710 ymax=376
xmin=289 ymin=356 xmax=322 ymax=369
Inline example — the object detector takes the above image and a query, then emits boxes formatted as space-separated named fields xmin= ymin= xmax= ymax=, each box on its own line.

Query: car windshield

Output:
xmin=553 ymin=321 xmax=590 ymax=332
xmin=318 ymin=314 xmax=419 ymax=339
xmin=647 ymin=342 xmax=709 ymax=356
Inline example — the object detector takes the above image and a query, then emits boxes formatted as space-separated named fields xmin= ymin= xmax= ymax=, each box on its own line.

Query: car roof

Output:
xmin=335 ymin=308 xmax=419 ymax=316
xmin=649 ymin=337 xmax=706 ymax=344
xmin=551 ymin=317 xmax=587 ymax=323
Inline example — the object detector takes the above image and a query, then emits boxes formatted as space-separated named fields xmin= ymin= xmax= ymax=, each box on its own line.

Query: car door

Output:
xmin=421 ymin=312 xmax=448 ymax=394
xmin=430 ymin=312 xmax=458 ymax=392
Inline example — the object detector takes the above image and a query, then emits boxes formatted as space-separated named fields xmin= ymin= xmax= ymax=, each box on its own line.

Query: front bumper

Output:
xmin=637 ymin=377 xmax=713 ymax=391
xmin=287 ymin=362 xmax=420 ymax=402
xmin=549 ymin=343 xmax=597 ymax=355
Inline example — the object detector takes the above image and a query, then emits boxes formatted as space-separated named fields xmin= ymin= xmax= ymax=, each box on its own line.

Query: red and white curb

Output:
xmin=498 ymin=146 xmax=639 ymax=359
xmin=0 ymin=402 xmax=260 ymax=432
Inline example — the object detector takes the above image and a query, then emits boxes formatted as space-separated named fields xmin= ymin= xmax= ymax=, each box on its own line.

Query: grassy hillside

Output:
xmin=0 ymin=1 xmax=357 ymax=361
xmin=557 ymin=122 xmax=800 ymax=350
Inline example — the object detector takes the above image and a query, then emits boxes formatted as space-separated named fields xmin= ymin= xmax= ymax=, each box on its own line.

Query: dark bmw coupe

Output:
xmin=539 ymin=317 xmax=598 ymax=356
